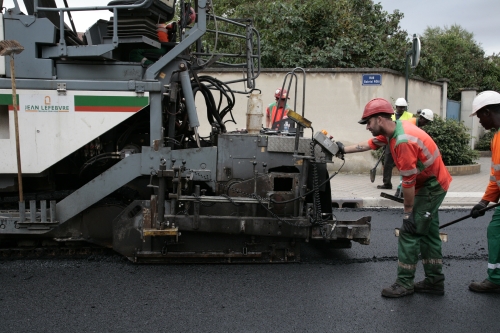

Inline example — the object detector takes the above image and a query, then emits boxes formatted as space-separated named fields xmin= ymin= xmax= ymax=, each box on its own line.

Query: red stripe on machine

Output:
xmin=75 ymin=106 xmax=141 ymax=112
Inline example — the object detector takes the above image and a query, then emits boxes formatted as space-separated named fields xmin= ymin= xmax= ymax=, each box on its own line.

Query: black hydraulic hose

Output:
xmin=192 ymin=81 xmax=226 ymax=132
xmin=197 ymin=75 xmax=236 ymax=124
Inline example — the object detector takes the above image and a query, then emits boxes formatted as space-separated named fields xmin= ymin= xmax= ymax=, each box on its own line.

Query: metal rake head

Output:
xmin=0 ymin=40 xmax=24 ymax=56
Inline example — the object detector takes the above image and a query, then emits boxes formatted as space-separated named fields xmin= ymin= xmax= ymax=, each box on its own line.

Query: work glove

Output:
xmin=335 ymin=141 xmax=345 ymax=160
xmin=401 ymin=212 xmax=416 ymax=234
xmin=470 ymin=202 xmax=487 ymax=219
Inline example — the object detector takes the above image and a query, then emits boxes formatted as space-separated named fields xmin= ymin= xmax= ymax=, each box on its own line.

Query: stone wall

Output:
xmin=200 ymin=68 xmax=446 ymax=173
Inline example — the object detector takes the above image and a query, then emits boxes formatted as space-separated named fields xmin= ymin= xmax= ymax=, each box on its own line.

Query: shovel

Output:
xmin=439 ymin=202 xmax=500 ymax=229
xmin=370 ymin=152 xmax=384 ymax=183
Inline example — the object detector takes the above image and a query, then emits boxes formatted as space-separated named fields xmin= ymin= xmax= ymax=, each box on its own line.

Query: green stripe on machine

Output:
xmin=0 ymin=94 xmax=19 ymax=105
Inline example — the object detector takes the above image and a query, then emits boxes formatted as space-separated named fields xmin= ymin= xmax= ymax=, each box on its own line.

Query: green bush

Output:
xmin=370 ymin=116 xmax=479 ymax=165
xmin=475 ymin=130 xmax=495 ymax=151
xmin=424 ymin=115 xmax=479 ymax=165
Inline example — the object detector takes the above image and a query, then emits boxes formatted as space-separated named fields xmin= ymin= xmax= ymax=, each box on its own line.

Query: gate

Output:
xmin=446 ymin=99 xmax=461 ymax=120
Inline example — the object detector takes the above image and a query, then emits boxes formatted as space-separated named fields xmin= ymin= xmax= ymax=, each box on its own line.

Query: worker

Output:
xmin=377 ymin=97 xmax=414 ymax=190
xmin=130 ymin=5 xmax=195 ymax=66
xmin=468 ymin=90 xmax=500 ymax=293
xmin=395 ymin=109 xmax=434 ymax=197
xmin=265 ymin=88 xmax=295 ymax=132
xmin=335 ymin=98 xmax=452 ymax=297
xmin=413 ymin=108 xmax=434 ymax=128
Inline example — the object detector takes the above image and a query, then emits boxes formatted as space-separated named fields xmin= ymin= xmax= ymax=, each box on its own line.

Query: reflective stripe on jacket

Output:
xmin=483 ymin=130 xmax=500 ymax=202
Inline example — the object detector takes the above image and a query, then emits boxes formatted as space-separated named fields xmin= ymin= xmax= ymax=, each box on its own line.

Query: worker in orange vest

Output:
xmin=335 ymin=98 xmax=452 ymax=298
xmin=468 ymin=90 xmax=500 ymax=293
xmin=265 ymin=88 xmax=295 ymax=132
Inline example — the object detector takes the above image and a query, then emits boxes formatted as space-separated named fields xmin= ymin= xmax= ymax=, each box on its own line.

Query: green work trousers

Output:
xmin=396 ymin=188 xmax=447 ymax=289
xmin=486 ymin=207 xmax=500 ymax=284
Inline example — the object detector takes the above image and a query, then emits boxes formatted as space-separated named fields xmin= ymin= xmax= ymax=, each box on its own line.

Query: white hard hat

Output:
xmin=471 ymin=90 xmax=500 ymax=116
xmin=420 ymin=109 xmax=434 ymax=121
xmin=395 ymin=98 xmax=408 ymax=107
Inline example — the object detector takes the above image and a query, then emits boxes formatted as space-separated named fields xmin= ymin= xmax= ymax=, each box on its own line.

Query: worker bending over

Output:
xmin=336 ymin=98 xmax=452 ymax=298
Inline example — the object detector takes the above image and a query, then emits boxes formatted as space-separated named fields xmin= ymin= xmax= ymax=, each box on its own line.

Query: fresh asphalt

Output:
xmin=1 ymin=208 xmax=498 ymax=333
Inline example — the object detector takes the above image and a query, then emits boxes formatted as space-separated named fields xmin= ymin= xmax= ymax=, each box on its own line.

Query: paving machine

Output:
xmin=0 ymin=0 xmax=370 ymax=263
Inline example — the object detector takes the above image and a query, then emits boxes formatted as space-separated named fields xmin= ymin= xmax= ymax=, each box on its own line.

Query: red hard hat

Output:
xmin=275 ymin=88 xmax=289 ymax=99
xmin=358 ymin=98 xmax=394 ymax=124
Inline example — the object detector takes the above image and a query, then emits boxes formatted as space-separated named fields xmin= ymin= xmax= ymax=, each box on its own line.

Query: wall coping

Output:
xmin=204 ymin=67 xmax=445 ymax=87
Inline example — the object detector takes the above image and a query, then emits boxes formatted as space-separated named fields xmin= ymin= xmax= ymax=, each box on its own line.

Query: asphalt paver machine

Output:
xmin=0 ymin=0 xmax=370 ymax=263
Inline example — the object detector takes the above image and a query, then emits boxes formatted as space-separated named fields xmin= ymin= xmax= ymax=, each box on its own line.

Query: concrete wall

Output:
xmin=199 ymin=68 xmax=446 ymax=173
xmin=460 ymin=89 xmax=485 ymax=149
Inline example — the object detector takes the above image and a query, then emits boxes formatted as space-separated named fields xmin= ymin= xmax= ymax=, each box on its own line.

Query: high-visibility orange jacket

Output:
xmin=266 ymin=102 xmax=291 ymax=129
xmin=483 ymin=130 xmax=500 ymax=202
xmin=368 ymin=120 xmax=452 ymax=192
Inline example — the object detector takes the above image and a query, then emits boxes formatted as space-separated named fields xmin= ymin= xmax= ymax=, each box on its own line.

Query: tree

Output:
xmin=423 ymin=115 xmax=479 ymax=165
xmin=413 ymin=25 xmax=500 ymax=101
xmin=211 ymin=0 xmax=410 ymax=70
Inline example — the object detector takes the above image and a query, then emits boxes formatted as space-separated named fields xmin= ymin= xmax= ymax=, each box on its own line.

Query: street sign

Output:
xmin=411 ymin=35 xmax=421 ymax=69
xmin=362 ymin=74 xmax=382 ymax=86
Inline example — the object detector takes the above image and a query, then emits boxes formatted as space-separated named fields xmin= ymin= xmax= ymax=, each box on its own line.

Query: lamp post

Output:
xmin=405 ymin=34 xmax=421 ymax=104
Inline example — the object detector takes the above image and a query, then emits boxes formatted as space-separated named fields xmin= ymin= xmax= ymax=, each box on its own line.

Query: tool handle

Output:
xmin=374 ymin=151 xmax=384 ymax=168
xmin=439 ymin=202 xmax=500 ymax=229
xmin=380 ymin=192 xmax=404 ymax=203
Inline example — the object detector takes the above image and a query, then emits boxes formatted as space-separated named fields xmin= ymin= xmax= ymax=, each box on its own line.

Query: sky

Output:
xmin=377 ymin=0 xmax=499 ymax=55
xmin=3 ymin=0 xmax=500 ymax=55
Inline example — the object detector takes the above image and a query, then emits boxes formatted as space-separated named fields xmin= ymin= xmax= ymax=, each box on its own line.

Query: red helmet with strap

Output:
xmin=274 ymin=88 xmax=288 ymax=100
xmin=358 ymin=98 xmax=394 ymax=124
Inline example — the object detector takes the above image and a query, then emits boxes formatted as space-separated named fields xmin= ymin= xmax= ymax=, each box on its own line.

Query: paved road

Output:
xmin=1 ymin=208 xmax=498 ymax=333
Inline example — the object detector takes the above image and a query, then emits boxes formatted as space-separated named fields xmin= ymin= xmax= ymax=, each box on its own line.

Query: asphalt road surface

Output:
xmin=1 ymin=208 xmax=498 ymax=333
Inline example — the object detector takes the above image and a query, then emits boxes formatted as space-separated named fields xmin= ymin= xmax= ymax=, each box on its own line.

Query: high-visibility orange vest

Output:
xmin=483 ymin=130 xmax=500 ymax=202
xmin=369 ymin=120 xmax=451 ymax=192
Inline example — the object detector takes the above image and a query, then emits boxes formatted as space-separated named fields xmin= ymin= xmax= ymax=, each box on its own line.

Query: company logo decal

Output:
xmin=25 ymin=95 xmax=70 ymax=112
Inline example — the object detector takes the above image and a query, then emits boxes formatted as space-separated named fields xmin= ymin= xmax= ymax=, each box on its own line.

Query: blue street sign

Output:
xmin=362 ymin=74 xmax=382 ymax=86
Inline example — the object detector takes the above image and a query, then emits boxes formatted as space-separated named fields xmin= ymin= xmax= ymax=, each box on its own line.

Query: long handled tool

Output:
xmin=0 ymin=40 xmax=25 ymax=202
xmin=380 ymin=191 xmax=403 ymax=203
xmin=439 ymin=202 xmax=500 ymax=229
xmin=370 ymin=152 xmax=385 ymax=183
xmin=381 ymin=191 xmax=500 ymax=241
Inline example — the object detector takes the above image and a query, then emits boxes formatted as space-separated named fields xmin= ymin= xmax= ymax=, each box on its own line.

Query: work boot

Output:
xmin=381 ymin=283 xmax=414 ymax=298
xmin=469 ymin=279 xmax=500 ymax=293
xmin=377 ymin=184 xmax=392 ymax=190
xmin=414 ymin=280 xmax=444 ymax=295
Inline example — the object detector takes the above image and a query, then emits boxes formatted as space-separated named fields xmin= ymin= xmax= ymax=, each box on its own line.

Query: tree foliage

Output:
xmin=423 ymin=115 xmax=479 ymax=165
xmin=209 ymin=2 xmax=499 ymax=103
xmin=412 ymin=25 xmax=500 ymax=100
xmin=211 ymin=0 xmax=409 ymax=70
xmin=475 ymin=130 xmax=495 ymax=151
